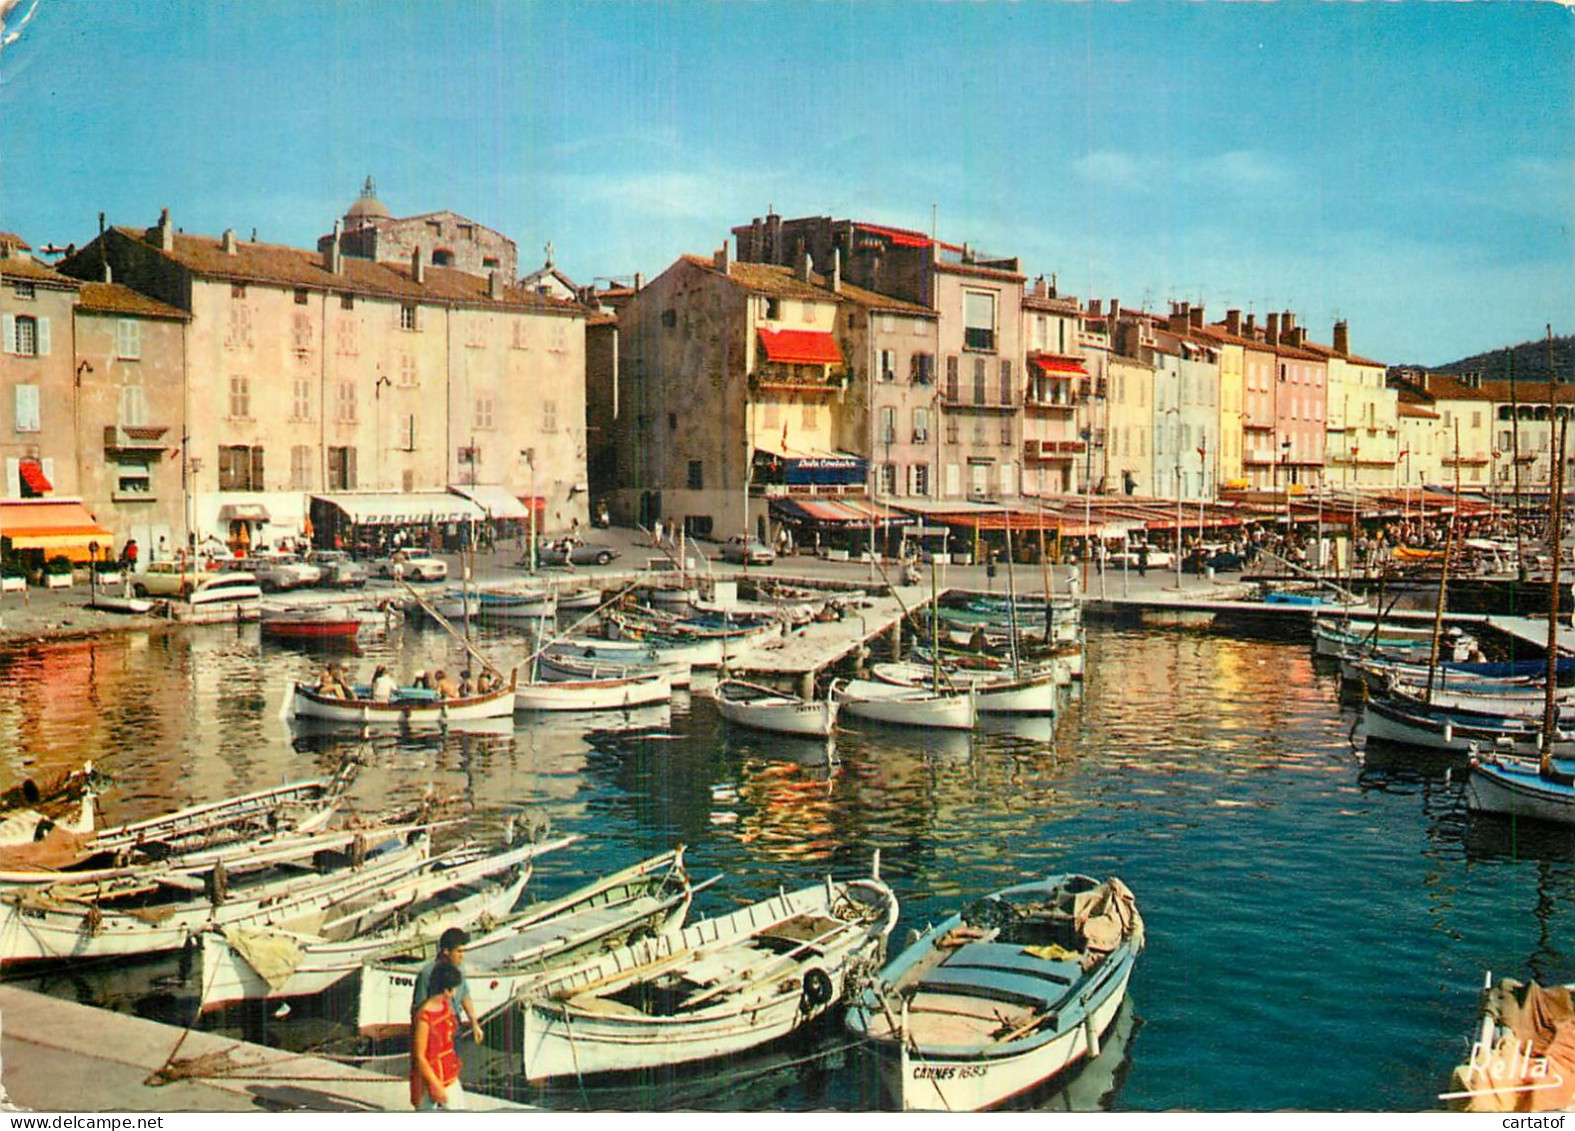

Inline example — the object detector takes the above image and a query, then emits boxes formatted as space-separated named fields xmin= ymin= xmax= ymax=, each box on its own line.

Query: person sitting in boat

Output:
xmin=315 ymin=664 xmax=344 ymax=699
xmin=411 ymin=670 xmax=433 ymax=691
xmin=370 ymin=665 xmax=397 ymax=703
xmin=457 ymin=670 xmax=473 ymax=697
xmin=434 ymin=670 xmax=459 ymax=699
xmin=475 ymin=670 xmax=496 ymax=694
xmin=331 ymin=663 xmax=355 ymax=699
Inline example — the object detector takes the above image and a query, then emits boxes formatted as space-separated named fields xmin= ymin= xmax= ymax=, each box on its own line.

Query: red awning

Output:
xmin=758 ymin=329 xmax=843 ymax=366
xmin=1031 ymin=355 xmax=1087 ymax=376
xmin=19 ymin=460 xmax=51 ymax=493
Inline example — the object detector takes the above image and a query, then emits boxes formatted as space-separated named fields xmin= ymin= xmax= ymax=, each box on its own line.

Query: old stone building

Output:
xmin=318 ymin=178 xmax=519 ymax=282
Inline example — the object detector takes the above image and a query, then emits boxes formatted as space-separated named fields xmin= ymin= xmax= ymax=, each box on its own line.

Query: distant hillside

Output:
xmin=1409 ymin=334 xmax=1575 ymax=385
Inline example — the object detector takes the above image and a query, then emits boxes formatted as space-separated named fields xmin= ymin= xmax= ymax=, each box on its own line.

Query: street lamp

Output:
xmin=521 ymin=447 xmax=537 ymax=573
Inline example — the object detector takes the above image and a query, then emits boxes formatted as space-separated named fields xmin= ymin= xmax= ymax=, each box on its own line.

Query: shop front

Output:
xmin=309 ymin=492 xmax=489 ymax=557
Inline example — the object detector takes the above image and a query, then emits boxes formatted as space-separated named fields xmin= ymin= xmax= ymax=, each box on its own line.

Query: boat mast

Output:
xmin=1510 ymin=349 xmax=1526 ymax=582
xmin=1003 ymin=521 xmax=1022 ymax=678
xmin=1543 ymin=326 xmax=1565 ymax=775
xmin=1424 ymin=422 xmax=1462 ymax=704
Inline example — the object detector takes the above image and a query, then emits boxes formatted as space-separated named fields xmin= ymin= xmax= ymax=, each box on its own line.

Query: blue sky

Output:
xmin=0 ymin=1 xmax=1568 ymax=365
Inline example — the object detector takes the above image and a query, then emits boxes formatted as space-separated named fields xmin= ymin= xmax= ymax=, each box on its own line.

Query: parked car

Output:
xmin=1184 ymin=544 xmax=1246 ymax=574
xmin=719 ymin=536 xmax=776 ymax=566
xmin=304 ymin=549 xmax=368 ymax=588
xmin=536 ymin=541 xmax=620 ymax=567
xmin=187 ymin=573 xmax=263 ymax=606
xmin=246 ymin=552 xmax=323 ymax=591
xmin=1107 ymin=545 xmax=1174 ymax=571
xmin=130 ymin=561 xmax=218 ymax=598
xmin=372 ymin=552 xmax=448 ymax=582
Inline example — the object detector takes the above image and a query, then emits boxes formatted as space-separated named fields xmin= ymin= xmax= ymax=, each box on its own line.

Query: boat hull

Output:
xmin=837 ymin=680 xmax=975 ymax=730
xmin=512 ymin=672 xmax=671 ymax=712
xmin=714 ymin=682 xmax=838 ymax=737
xmin=289 ymin=683 xmax=516 ymax=725
xmin=1466 ymin=757 xmax=1575 ymax=824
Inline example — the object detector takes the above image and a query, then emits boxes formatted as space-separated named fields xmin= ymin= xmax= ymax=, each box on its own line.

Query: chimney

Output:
xmin=1189 ymin=305 xmax=1204 ymax=331
xmin=488 ymin=270 xmax=503 ymax=300
xmin=713 ymin=241 xmax=729 ymax=274
xmin=149 ymin=208 xmax=174 ymax=252
xmin=1033 ymin=276 xmax=1048 ymax=299
xmin=1168 ymin=301 xmax=1189 ymax=334
xmin=1109 ymin=298 xmax=1120 ymax=322
xmin=221 ymin=229 xmax=237 ymax=255
xmin=1266 ymin=312 xmax=1280 ymax=347
xmin=828 ymin=248 xmax=841 ymax=294
xmin=1333 ymin=320 xmax=1350 ymax=357
xmin=1226 ymin=309 xmax=1242 ymax=337
xmin=1245 ymin=312 xmax=1257 ymax=336
xmin=323 ymin=219 xmax=343 ymax=274
xmin=1088 ymin=299 xmax=1103 ymax=319
xmin=1282 ymin=310 xmax=1296 ymax=337
xmin=634 ymin=272 xmax=644 ymax=292
xmin=1290 ymin=325 xmax=1307 ymax=347
xmin=1049 ymin=273 xmax=1058 ymax=299
xmin=101 ymin=260 xmax=112 ymax=284
xmin=411 ymin=247 xmax=425 ymax=285
xmin=795 ymin=244 xmax=811 ymax=284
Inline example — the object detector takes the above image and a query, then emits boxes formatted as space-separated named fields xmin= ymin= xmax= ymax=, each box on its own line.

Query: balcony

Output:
xmin=938 ymin=389 xmax=1017 ymax=413
xmin=1442 ymin=453 xmax=1491 ymax=467
xmin=104 ymin=425 xmax=171 ymax=459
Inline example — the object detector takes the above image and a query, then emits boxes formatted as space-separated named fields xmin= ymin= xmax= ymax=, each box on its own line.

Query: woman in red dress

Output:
xmin=410 ymin=962 xmax=465 ymax=1110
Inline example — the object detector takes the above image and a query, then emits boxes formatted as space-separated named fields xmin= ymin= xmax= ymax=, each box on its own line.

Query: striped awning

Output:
xmin=0 ymin=500 xmax=114 ymax=550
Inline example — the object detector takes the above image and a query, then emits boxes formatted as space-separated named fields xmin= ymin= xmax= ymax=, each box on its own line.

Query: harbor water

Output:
xmin=1 ymin=617 xmax=1568 ymax=1111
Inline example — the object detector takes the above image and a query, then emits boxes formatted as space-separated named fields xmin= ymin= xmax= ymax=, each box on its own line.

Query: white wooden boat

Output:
xmin=550 ymin=634 xmax=726 ymax=670
xmin=1442 ymin=971 xmax=1575 ymax=1111
xmin=870 ymin=662 xmax=1059 ymax=716
xmin=1466 ymin=753 xmax=1575 ymax=825
xmin=713 ymin=680 xmax=838 ymax=738
xmin=0 ymin=769 xmax=356 ymax=881
xmin=846 ymin=873 xmax=1144 ymax=1112
xmin=513 ymin=670 xmax=671 ymax=713
xmin=286 ymin=673 xmax=517 ymax=726
xmin=432 ymin=586 xmax=556 ymax=621
xmin=0 ymin=830 xmax=431 ymax=968
xmin=1312 ymin=618 xmax=1476 ymax=659
xmin=1383 ymin=679 xmax=1575 ymax=721
xmin=1360 ymin=698 xmax=1554 ymax=756
xmin=357 ymin=847 xmax=696 ymax=1039
xmin=515 ymin=858 xmax=897 ymax=1080
xmin=196 ymin=835 xmax=573 ymax=1013
xmin=556 ymin=587 xmax=606 ymax=611
xmin=536 ymin=650 xmax=693 ymax=689
xmin=834 ymin=678 xmax=976 ymax=731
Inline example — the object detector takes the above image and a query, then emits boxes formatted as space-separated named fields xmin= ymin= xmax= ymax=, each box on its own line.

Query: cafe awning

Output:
xmin=753 ymin=441 xmax=867 ymax=486
xmin=217 ymin=503 xmax=271 ymax=524
xmin=770 ymin=497 xmax=915 ymax=529
xmin=448 ymin=483 xmax=530 ymax=520
xmin=758 ymin=328 xmax=843 ymax=366
xmin=0 ymin=499 xmax=114 ymax=551
xmin=313 ymin=492 xmax=487 ymax=526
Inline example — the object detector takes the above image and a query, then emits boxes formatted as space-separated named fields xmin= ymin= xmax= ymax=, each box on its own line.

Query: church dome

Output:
xmin=344 ymin=176 xmax=391 ymax=226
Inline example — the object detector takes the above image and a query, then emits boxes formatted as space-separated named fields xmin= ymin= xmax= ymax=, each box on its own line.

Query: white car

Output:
xmin=1108 ymin=545 xmax=1175 ymax=570
xmin=130 ymin=561 xmax=218 ymax=598
xmin=374 ymin=553 xmax=448 ymax=583
xmin=246 ymin=552 xmax=323 ymax=591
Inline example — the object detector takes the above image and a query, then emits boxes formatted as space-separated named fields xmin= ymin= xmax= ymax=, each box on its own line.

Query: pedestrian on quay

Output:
xmin=121 ymin=539 xmax=139 ymax=568
xmin=410 ymin=962 xmax=466 ymax=1111
xmin=413 ymin=927 xmax=484 ymax=1045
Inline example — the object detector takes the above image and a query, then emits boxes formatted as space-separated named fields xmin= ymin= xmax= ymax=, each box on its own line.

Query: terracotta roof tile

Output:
xmin=0 ymin=255 xmax=79 ymax=286
xmin=76 ymin=282 xmax=189 ymax=321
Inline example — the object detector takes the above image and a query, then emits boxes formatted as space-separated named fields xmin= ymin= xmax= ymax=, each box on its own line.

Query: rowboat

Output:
xmin=286 ymin=674 xmax=518 ymax=726
xmin=713 ymin=680 xmax=838 ymax=738
xmin=535 ymin=650 xmax=693 ymax=689
xmin=0 ymin=769 xmax=358 ymax=881
xmin=1341 ymin=655 xmax=1574 ymax=693
xmin=1360 ymin=697 xmax=1555 ymax=756
xmin=548 ymin=634 xmax=727 ymax=670
xmin=0 ymin=828 xmax=431 ymax=967
xmin=261 ymin=607 xmax=362 ymax=640
xmin=357 ymin=847 xmax=696 ymax=1039
xmin=1382 ymin=678 xmax=1575 ymax=721
xmin=515 ymin=858 xmax=897 ymax=1080
xmin=1442 ymin=972 xmax=1575 ymax=1111
xmin=431 ymin=586 xmax=556 ymax=621
xmin=834 ymin=678 xmax=976 ymax=730
xmin=870 ymin=662 xmax=1059 ymax=716
xmin=1466 ymin=753 xmax=1575 ymax=824
xmin=512 ymin=670 xmax=671 ymax=713
xmin=846 ymin=873 xmax=1144 ymax=1112
xmin=557 ymin=587 xmax=607 ymax=611
xmin=196 ymin=835 xmax=574 ymax=1013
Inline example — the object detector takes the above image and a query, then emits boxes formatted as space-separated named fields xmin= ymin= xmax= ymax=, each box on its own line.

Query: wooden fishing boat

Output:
xmin=845 ymin=873 xmax=1144 ymax=1112
xmin=357 ymin=847 xmax=696 ymax=1039
xmin=713 ymin=680 xmax=838 ymax=738
xmin=550 ymin=633 xmax=727 ymax=670
xmin=1466 ymin=753 xmax=1575 ymax=824
xmin=261 ymin=607 xmax=363 ymax=640
xmin=0 ymin=829 xmax=431 ymax=967
xmin=433 ymin=586 xmax=557 ymax=621
xmin=870 ymin=662 xmax=1059 ymax=716
xmin=0 ymin=769 xmax=357 ymax=880
xmin=513 ymin=858 xmax=896 ymax=1081
xmin=512 ymin=670 xmax=671 ymax=713
xmin=510 ymin=856 xmax=894 ymax=1083
xmin=556 ymin=587 xmax=606 ymax=611
xmin=286 ymin=673 xmax=517 ymax=726
xmin=1360 ymin=697 xmax=1555 ymax=756
xmin=196 ymin=836 xmax=573 ymax=1013
xmin=1341 ymin=655 xmax=1575 ymax=693
xmin=535 ymin=650 xmax=693 ymax=689
xmin=1441 ymin=972 xmax=1575 ymax=1111
xmin=834 ymin=678 xmax=975 ymax=730
xmin=1312 ymin=617 xmax=1477 ymax=659
xmin=1381 ymin=679 xmax=1575 ymax=722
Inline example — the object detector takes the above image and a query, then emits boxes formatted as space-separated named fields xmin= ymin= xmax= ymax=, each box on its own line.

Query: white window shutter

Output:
xmin=1 ymin=314 xmax=12 ymax=354
xmin=4 ymin=459 xmax=17 ymax=498
xmin=40 ymin=458 xmax=54 ymax=489
xmin=36 ymin=317 xmax=50 ymax=356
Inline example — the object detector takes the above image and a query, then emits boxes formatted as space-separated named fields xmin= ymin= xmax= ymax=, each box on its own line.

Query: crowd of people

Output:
xmin=310 ymin=663 xmax=503 ymax=701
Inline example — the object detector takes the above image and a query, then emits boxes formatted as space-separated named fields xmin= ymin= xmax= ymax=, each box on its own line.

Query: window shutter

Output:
xmin=1 ymin=314 xmax=12 ymax=354
xmin=35 ymin=317 xmax=49 ymax=356
xmin=41 ymin=457 xmax=55 ymax=489
xmin=250 ymin=446 xmax=265 ymax=491
xmin=15 ymin=385 xmax=39 ymax=431
xmin=346 ymin=446 xmax=357 ymax=489
xmin=5 ymin=459 xmax=18 ymax=498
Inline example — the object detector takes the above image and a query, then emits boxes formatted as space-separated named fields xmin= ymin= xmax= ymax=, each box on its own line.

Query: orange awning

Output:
xmin=758 ymin=328 xmax=843 ymax=366
xmin=18 ymin=460 xmax=52 ymax=494
xmin=1031 ymin=355 xmax=1088 ymax=376
xmin=0 ymin=500 xmax=114 ymax=551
